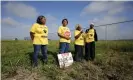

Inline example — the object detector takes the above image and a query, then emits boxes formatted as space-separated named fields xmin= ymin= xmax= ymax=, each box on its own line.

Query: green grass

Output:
xmin=1 ymin=40 xmax=133 ymax=80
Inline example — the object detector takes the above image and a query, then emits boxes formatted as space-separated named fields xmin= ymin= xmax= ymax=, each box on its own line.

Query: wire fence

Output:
xmin=48 ymin=20 xmax=133 ymax=41
xmin=4 ymin=19 xmax=133 ymax=44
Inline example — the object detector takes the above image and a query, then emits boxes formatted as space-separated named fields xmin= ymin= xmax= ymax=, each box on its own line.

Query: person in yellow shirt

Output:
xmin=85 ymin=23 xmax=98 ymax=61
xmin=74 ymin=24 xmax=84 ymax=62
xmin=57 ymin=19 xmax=71 ymax=54
xmin=30 ymin=15 xmax=48 ymax=67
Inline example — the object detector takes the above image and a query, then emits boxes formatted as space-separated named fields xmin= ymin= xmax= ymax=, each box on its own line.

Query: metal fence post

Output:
xmin=105 ymin=25 xmax=108 ymax=49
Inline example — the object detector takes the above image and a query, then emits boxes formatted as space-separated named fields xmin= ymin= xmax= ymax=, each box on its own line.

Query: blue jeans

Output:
xmin=33 ymin=45 xmax=47 ymax=66
xmin=59 ymin=42 xmax=70 ymax=54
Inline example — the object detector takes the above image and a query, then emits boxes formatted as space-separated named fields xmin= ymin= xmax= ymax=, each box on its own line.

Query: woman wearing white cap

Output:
xmin=85 ymin=23 xmax=98 ymax=61
xmin=74 ymin=24 xmax=85 ymax=62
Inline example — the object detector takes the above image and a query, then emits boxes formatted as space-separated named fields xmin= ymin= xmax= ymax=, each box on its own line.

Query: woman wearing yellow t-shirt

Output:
xmin=30 ymin=15 xmax=48 ymax=67
xmin=57 ymin=19 xmax=71 ymax=54
xmin=74 ymin=24 xmax=84 ymax=62
xmin=85 ymin=23 xmax=98 ymax=61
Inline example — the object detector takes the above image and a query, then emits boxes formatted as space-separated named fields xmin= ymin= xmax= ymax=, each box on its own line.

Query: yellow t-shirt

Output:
xmin=74 ymin=30 xmax=84 ymax=46
xmin=58 ymin=26 xmax=71 ymax=43
xmin=85 ymin=29 xmax=94 ymax=43
xmin=30 ymin=23 xmax=48 ymax=45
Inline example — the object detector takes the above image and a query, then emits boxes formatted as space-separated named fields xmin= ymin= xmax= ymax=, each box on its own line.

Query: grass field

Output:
xmin=1 ymin=40 xmax=133 ymax=80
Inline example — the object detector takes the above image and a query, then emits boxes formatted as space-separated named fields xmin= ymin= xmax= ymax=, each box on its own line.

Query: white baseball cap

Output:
xmin=90 ymin=23 xmax=94 ymax=25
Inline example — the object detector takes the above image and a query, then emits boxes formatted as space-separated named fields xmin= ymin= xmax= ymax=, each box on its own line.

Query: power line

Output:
xmin=49 ymin=19 xmax=133 ymax=34
xmin=95 ymin=19 xmax=133 ymax=27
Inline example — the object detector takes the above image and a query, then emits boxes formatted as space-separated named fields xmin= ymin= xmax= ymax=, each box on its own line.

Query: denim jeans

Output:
xmin=59 ymin=42 xmax=70 ymax=54
xmin=33 ymin=44 xmax=47 ymax=67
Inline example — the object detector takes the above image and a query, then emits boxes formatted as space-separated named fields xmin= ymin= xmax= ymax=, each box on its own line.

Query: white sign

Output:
xmin=57 ymin=52 xmax=73 ymax=68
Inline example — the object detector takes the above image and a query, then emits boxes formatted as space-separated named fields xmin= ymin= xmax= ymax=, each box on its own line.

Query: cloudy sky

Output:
xmin=1 ymin=1 xmax=133 ymax=40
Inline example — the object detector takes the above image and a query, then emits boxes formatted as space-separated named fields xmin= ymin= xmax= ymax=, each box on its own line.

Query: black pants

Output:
xmin=85 ymin=42 xmax=95 ymax=61
xmin=74 ymin=45 xmax=84 ymax=62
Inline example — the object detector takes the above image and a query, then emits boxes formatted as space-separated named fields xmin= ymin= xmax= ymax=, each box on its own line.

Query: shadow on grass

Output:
xmin=25 ymin=51 xmax=59 ymax=66
xmin=25 ymin=52 xmax=33 ymax=66
xmin=25 ymin=50 xmax=77 ymax=67
xmin=26 ymin=52 xmax=49 ymax=66
xmin=47 ymin=50 xmax=59 ymax=66
xmin=69 ymin=50 xmax=88 ymax=61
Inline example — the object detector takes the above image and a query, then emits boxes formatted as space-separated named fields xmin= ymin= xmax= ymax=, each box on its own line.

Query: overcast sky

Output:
xmin=1 ymin=1 xmax=133 ymax=40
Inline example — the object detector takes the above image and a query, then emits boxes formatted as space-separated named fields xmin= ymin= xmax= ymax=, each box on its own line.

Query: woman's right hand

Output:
xmin=65 ymin=36 xmax=70 ymax=40
xmin=81 ymin=30 xmax=83 ymax=33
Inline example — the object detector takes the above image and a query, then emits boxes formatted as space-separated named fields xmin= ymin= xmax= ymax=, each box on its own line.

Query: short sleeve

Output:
xmin=74 ymin=30 xmax=79 ymax=37
xmin=30 ymin=23 xmax=36 ymax=33
xmin=58 ymin=26 xmax=61 ymax=34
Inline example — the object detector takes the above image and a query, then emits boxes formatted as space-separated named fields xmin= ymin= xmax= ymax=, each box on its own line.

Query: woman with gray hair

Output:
xmin=74 ymin=24 xmax=85 ymax=62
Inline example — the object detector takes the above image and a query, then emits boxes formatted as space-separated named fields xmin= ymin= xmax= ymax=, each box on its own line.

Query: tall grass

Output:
xmin=1 ymin=40 xmax=133 ymax=80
